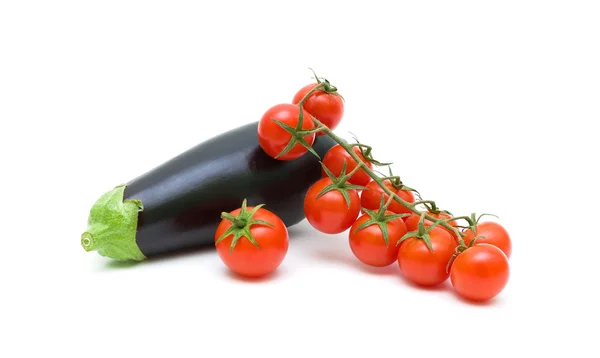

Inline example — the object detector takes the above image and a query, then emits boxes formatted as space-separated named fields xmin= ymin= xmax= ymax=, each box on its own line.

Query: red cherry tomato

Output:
xmin=321 ymin=144 xmax=373 ymax=186
xmin=292 ymin=83 xmax=344 ymax=134
xmin=349 ymin=211 xmax=408 ymax=267
xmin=258 ymin=103 xmax=315 ymax=160
xmin=463 ymin=222 xmax=512 ymax=259
xmin=214 ymin=205 xmax=289 ymax=278
xmin=360 ymin=180 xmax=415 ymax=216
xmin=397 ymin=228 xmax=456 ymax=286
xmin=304 ymin=177 xmax=361 ymax=234
xmin=450 ymin=243 xmax=510 ymax=301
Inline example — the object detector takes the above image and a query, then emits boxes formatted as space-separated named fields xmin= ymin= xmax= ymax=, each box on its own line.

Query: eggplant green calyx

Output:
xmin=81 ymin=184 xmax=146 ymax=261
xmin=216 ymin=199 xmax=274 ymax=253
xmin=354 ymin=195 xmax=410 ymax=246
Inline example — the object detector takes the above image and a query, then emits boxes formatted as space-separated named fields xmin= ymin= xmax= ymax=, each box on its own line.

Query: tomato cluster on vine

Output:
xmin=215 ymin=70 xmax=511 ymax=303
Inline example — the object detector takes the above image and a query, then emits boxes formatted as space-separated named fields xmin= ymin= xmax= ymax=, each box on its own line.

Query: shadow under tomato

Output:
xmin=351 ymin=260 xmax=400 ymax=276
xmin=395 ymin=273 xmax=453 ymax=292
xmin=223 ymin=267 xmax=285 ymax=283
xmin=450 ymin=289 xmax=506 ymax=307
xmin=314 ymin=248 xmax=400 ymax=276
xmin=286 ymin=221 xmax=316 ymax=238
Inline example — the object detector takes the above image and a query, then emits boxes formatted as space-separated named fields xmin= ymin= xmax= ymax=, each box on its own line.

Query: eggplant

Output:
xmin=80 ymin=121 xmax=335 ymax=261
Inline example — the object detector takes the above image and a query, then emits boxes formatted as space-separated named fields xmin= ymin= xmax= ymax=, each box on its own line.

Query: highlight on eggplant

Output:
xmin=81 ymin=121 xmax=335 ymax=261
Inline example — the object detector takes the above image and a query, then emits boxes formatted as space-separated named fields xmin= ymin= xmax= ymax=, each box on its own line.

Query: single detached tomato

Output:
xmin=321 ymin=144 xmax=373 ymax=186
xmin=361 ymin=180 xmax=415 ymax=215
xmin=397 ymin=228 xmax=456 ymax=286
xmin=258 ymin=103 xmax=315 ymax=160
xmin=292 ymin=83 xmax=344 ymax=134
xmin=450 ymin=243 xmax=510 ymax=301
xmin=304 ymin=177 xmax=361 ymax=234
xmin=405 ymin=212 xmax=458 ymax=239
xmin=349 ymin=211 xmax=408 ymax=267
xmin=462 ymin=222 xmax=512 ymax=259
xmin=214 ymin=202 xmax=289 ymax=277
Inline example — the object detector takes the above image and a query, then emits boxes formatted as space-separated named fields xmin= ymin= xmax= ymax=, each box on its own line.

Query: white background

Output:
xmin=1 ymin=1 xmax=599 ymax=357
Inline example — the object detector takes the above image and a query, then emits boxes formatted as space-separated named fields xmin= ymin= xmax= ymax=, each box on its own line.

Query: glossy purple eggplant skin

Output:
xmin=123 ymin=122 xmax=335 ymax=257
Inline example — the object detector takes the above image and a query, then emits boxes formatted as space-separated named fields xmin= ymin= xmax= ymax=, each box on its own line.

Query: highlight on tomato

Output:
xmin=450 ymin=243 xmax=510 ymax=302
xmin=257 ymin=103 xmax=316 ymax=160
xmin=214 ymin=199 xmax=289 ymax=278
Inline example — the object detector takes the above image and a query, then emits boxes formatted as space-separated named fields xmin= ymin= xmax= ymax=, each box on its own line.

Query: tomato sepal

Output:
xmin=317 ymin=160 xmax=367 ymax=208
xmin=354 ymin=195 xmax=410 ymax=246
xmin=308 ymin=67 xmax=343 ymax=99
xmin=411 ymin=193 xmax=454 ymax=217
xmin=348 ymin=134 xmax=391 ymax=167
xmin=354 ymin=208 xmax=409 ymax=247
xmin=375 ymin=165 xmax=421 ymax=197
xmin=271 ymin=115 xmax=320 ymax=159
xmin=396 ymin=213 xmax=449 ymax=252
xmin=215 ymin=199 xmax=274 ymax=253
xmin=444 ymin=234 xmax=482 ymax=273
xmin=460 ymin=212 xmax=499 ymax=233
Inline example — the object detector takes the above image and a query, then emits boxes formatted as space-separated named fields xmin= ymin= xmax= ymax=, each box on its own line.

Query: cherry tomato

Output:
xmin=405 ymin=212 xmax=459 ymax=239
xmin=258 ymin=103 xmax=315 ymax=160
xmin=321 ymin=144 xmax=373 ymax=186
xmin=397 ymin=228 xmax=455 ymax=286
xmin=349 ymin=211 xmax=408 ymax=267
xmin=360 ymin=180 xmax=415 ymax=216
xmin=292 ymin=83 xmax=344 ymax=134
xmin=214 ymin=205 xmax=289 ymax=277
xmin=463 ymin=222 xmax=512 ymax=259
xmin=304 ymin=177 xmax=361 ymax=234
xmin=450 ymin=243 xmax=509 ymax=301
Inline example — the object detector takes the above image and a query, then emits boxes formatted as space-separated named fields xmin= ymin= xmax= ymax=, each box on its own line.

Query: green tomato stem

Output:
xmin=379 ymin=176 xmax=400 ymax=182
xmin=341 ymin=160 xmax=363 ymax=179
xmin=299 ymin=126 xmax=328 ymax=135
xmin=412 ymin=200 xmax=437 ymax=206
xmin=298 ymin=82 xmax=327 ymax=107
xmin=447 ymin=215 xmax=474 ymax=225
xmin=352 ymin=143 xmax=373 ymax=156
xmin=309 ymin=116 xmax=465 ymax=246
xmin=377 ymin=194 xmax=396 ymax=221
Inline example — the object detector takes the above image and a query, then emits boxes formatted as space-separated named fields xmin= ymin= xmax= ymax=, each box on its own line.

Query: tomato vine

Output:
xmin=256 ymin=69 xmax=511 ymax=300
xmin=289 ymin=77 xmax=467 ymax=248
